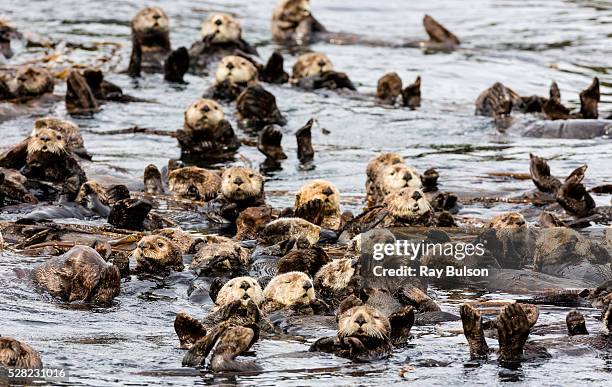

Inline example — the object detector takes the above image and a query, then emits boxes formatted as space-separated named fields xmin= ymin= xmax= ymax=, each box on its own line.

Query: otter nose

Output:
xmin=302 ymin=282 xmax=313 ymax=291
xmin=240 ymin=281 xmax=250 ymax=290
xmin=202 ymin=105 xmax=210 ymax=113
xmin=40 ymin=135 xmax=50 ymax=142
xmin=322 ymin=187 xmax=333 ymax=196
xmin=317 ymin=60 xmax=326 ymax=68
xmin=403 ymin=172 xmax=413 ymax=182
xmin=226 ymin=62 xmax=234 ymax=70
xmin=18 ymin=76 xmax=27 ymax=83
xmin=137 ymin=241 xmax=145 ymax=249
xmin=233 ymin=176 xmax=244 ymax=185
xmin=214 ymin=19 xmax=223 ymax=26
xmin=355 ymin=314 xmax=366 ymax=326
xmin=411 ymin=191 xmax=422 ymax=200
xmin=187 ymin=185 xmax=200 ymax=198
xmin=153 ymin=14 xmax=161 ymax=20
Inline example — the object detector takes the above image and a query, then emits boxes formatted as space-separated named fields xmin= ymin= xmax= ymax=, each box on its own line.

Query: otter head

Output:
xmin=314 ymin=257 xmax=356 ymax=291
xmin=201 ymin=13 xmax=242 ymax=43
xmin=379 ymin=164 xmax=422 ymax=196
xmin=132 ymin=235 xmax=184 ymax=273
xmin=274 ymin=0 xmax=311 ymax=24
xmin=264 ymin=271 xmax=315 ymax=307
xmin=132 ymin=7 xmax=169 ymax=36
xmin=217 ymin=276 xmax=264 ymax=307
xmin=184 ymin=99 xmax=225 ymax=131
xmin=14 ymin=66 xmax=54 ymax=97
xmin=292 ymin=52 xmax=333 ymax=81
xmin=337 ymin=305 xmax=390 ymax=340
xmin=384 ymin=187 xmax=432 ymax=221
xmin=168 ymin=166 xmax=221 ymax=201
xmin=221 ymin=166 xmax=263 ymax=202
xmin=367 ymin=153 xmax=404 ymax=179
xmin=27 ymin=127 xmax=66 ymax=156
xmin=295 ymin=179 xmax=340 ymax=216
xmin=215 ymin=56 xmax=258 ymax=85
xmin=486 ymin=212 xmax=527 ymax=229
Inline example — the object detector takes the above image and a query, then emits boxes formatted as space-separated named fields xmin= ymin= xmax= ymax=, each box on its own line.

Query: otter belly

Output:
xmin=523 ymin=119 xmax=612 ymax=139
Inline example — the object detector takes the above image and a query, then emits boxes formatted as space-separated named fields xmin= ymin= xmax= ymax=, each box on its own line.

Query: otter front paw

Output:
xmin=496 ymin=303 xmax=538 ymax=365
xmin=566 ymin=309 xmax=589 ymax=336
xmin=294 ymin=198 xmax=324 ymax=225
xmin=174 ymin=311 xmax=207 ymax=350
xmin=460 ymin=304 xmax=489 ymax=359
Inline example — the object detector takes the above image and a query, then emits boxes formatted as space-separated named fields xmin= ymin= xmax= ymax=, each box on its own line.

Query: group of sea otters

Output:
xmin=0 ymin=0 xmax=611 ymax=377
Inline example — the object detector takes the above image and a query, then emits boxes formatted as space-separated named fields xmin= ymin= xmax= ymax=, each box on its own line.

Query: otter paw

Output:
xmin=496 ymin=303 xmax=538 ymax=364
xmin=174 ymin=311 xmax=207 ymax=349
xmin=389 ymin=305 xmax=415 ymax=341
xmin=398 ymin=286 xmax=441 ymax=312
xmin=460 ymin=304 xmax=489 ymax=359
xmin=566 ymin=309 xmax=589 ymax=336
xmin=257 ymin=125 xmax=287 ymax=161
xmin=294 ymin=198 xmax=325 ymax=225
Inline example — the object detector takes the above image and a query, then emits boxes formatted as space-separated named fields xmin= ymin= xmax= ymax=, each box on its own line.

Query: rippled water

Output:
xmin=1 ymin=0 xmax=611 ymax=385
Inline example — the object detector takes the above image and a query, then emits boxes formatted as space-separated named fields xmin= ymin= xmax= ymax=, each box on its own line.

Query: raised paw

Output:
xmin=460 ymin=304 xmax=489 ymax=359
xmin=566 ymin=309 xmax=588 ymax=336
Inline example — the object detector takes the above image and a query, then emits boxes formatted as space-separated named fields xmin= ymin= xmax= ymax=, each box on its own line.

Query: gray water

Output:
xmin=0 ymin=0 xmax=611 ymax=385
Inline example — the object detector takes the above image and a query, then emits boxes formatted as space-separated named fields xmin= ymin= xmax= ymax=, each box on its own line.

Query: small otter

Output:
xmin=188 ymin=13 xmax=258 ymax=72
xmin=294 ymin=179 xmax=341 ymax=229
xmin=168 ymin=166 xmax=221 ymax=201
xmin=309 ymin=303 xmax=397 ymax=361
xmin=190 ymin=236 xmax=250 ymax=277
xmin=236 ymin=84 xmax=286 ymax=131
xmin=290 ymin=52 xmax=355 ymax=90
xmin=33 ymin=245 xmax=121 ymax=304
xmin=127 ymin=7 xmax=188 ymax=82
xmin=132 ymin=234 xmax=184 ymax=275
xmin=0 ymin=66 xmax=54 ymax=101
xmin=176 ymin=99 xmax=240 ymax=158
xmin=0 ymin=337 xmax=43 ymax=369
xmin=208 ymin=166 xmax=265 ymax=223
xmin=209 ymin=55 xmax=259 ymax=101
xmin=262 ymin=271 xmax=321 ymax=313
xmin=259 ymin=217 xmax=320 ymax=246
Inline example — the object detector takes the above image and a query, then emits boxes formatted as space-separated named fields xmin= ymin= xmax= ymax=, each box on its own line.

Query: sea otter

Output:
xmin=368 ymin=162 xmax=423 ymax=207
xmin=276 ymin=236 xmax=331 ymax=277
xmin=167 ymin=166 xmax=221 ymax=201
xmin=127 ymin=7 xmax=188 ymax=82
xmin=0 ymin=337 xmax=43 ymax=369
xmin=188 ymin=13 xmax=258 ymax=73
xmin=365 ymin=152 xmax=404 ymax=208
xmin=236 ymin=84 xmax=286 ymax=131
xmin=290 ymin=52 xmax=355 ymax=90
xmin=272 ymin=1 xmax=459 ymax=51
xmin=314 ymin=258 xmax=360 ymax=307
xmin=190 ymin=235 xmax=250 ymax=277
xmin=0 ymin=66 xmax=54 ymax=101
xmin=261 ymin=271 xmax=325 ymax=314
xmin=207 ymin=55 xmax=258 ymax=101
xmin=294 ymin=179 xmax=342 ymax=229
xmin=376 ymin=73 xmax=421 ymax=108
xmin=33 ymin=245 xmax=121 ymax=304
xmin=131 ymin=234 xmax=184 ymax=275
xmin=258 ymin=217 xmax=321 ymax=247
xmin=176 ymin=99 xmax=240 ymax=158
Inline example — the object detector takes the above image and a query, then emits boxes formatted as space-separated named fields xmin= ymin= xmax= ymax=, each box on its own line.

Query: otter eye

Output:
xmin=248 ymin=173 xmax=254 ymax=178
xmin=57 ymin=135 xmax=62 ymax=140
xmin=157 ymin=242 xmax=164 ymax=248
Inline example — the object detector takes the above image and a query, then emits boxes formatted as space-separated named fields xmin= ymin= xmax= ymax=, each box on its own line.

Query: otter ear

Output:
xmin=336 ymin=295 xmax=363 ymax=319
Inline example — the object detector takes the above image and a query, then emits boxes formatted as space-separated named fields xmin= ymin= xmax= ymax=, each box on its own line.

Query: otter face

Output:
xmin=168 ymin=166 xmax=221 ymax=201
xmin=221 ymin=166 xmax=263 ymax=202
xmin=217 ymin=276 xmax=264 ymax=307
xmin=292 ymin=52 xmax=333 ymax=80
xmin=132 ymin=235 xmax=183 ymax=272
xmin=14 ymin=67 xmax=54 ymax=97
xmin=157 ymin=228 xmax=195 ymax=255
xmin=201 ymin=13 xmax=242 ymax=43
xmin=275 ymin=0 xmax=311 ymax=23
xmin=295 ymin=179 xmax=340 ymax=216
xmin=27 ymin=128 xmax=66 ymax=155
xmin=367 ymin=153 xmax=404 ymax=179
xmin=264 ymin=271 xmax=315 ymax=306
xmin=486 ymin=212 xmax=528 ymax=229
xmin=384 ymin=187 xmax=432 ymax=220
xmin=379 ymin=164 xmax=422 ymax=196
xmin=338 ymin=305 xmax=390 ymax=340
xmin=132 ymin=7 xmax=169 ymax=35
xmin=184 ymin=99 xmax=225 ymax=131
xmin=260 ymin=217 xmax=321 ymax=246
xmin=314 ymin=257 xmax=355 ymax=291
xmin=215 ymin=56 xmax=258 ymax=85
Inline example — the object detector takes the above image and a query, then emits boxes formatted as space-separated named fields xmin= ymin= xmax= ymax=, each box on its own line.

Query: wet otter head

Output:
xmin=221 ymin=166 xmax=264 ymax=202
xmin=486 ymin=212 xmax=527 ymax=229
xmin=168 ymin=166 xmax=221 ymax=201
xmin=132 ymin=7 xmax=169 ymax=37
xmin=264 ymin=271 xmax=315 ymax=307
xmin=314 ymin=257 xmax=355 ymax=291
xmin=384 ymin=187 xmax=432 ymax=221
xmin=379 ymin=163 xmax=422 ymax=196
xmin=14 ymin=66 xmax=54 ymax=97
xmin=191 ymin=236 xmax=250 ymax=277
xmin=259 ymin=217 xmax=321 ymax=246
xmin=216 ymin=276 xmax=264 ymax=307
xmin=132 ymin=235 xmax=184 ymax=273
xmin=273 ymin=0 xmax=311 ymax=24
xmin=215 ymin=55 xmax=258 ymax=85
xmin=377 ymin=72 xmax=403 ymax=103
xmin=292 ymin=52 xmax=333 ymax=81
xmin=157 ymin=228 xmax=195 ymax=255
xmin=184 ymin=99 xmax=225 ymax=131
xmin=235 ymin=206 xmax=273 ymax=240
xmin=337 ymin=305 xmax=390 ymax=341
xmin=295 ymin=179 xmax=340 ymax=217
xmin=201 ymin=13 xmax=242 ymax=43
xmin=0 ymin=337 xmax=43 ymax=369
xmin=27 ymin=127 xmax=66 ymax=156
